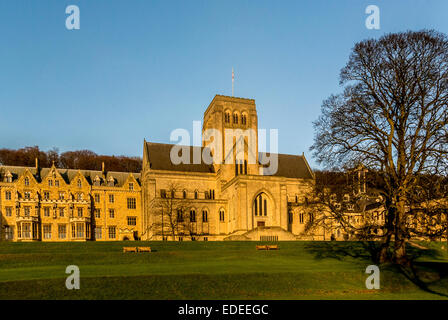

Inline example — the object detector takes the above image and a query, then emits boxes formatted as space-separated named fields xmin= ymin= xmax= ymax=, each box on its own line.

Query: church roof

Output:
xmin=259 ymin=153 xmax=314 ymax=179
xmin=145 ymin=142 xmax=314 ymax=179
xmin=145 ymin=142 xmax=215 ymax=173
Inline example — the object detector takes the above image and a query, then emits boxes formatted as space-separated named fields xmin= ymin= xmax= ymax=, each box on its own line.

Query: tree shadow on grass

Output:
xmin=304 ymin=241 xmax=448 ymax=298
xmin=399 ymin=246 xmax=448 ymax=298
xmin=303 ymin=241 xmax=378 ymax=263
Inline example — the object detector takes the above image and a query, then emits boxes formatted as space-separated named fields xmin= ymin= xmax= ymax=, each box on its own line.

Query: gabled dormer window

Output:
xmin=94 ymin=176 xmax=101 ymax=186
xmin=108 ymin=176 xmax=115 ymax=187
xmin=4 ymin=172 xmax=12 ymax=183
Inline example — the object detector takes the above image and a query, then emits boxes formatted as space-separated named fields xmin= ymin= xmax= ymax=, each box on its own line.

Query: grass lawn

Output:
xmin=0 ymin=241 xmax=447 ymax=299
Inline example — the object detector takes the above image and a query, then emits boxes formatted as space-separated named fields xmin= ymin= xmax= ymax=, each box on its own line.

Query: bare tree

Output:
xmin=46 ymin=147 xmax=60 ymax=167
xmin=304 ymin=170 xmax=384 ymax=241
xmin=181 ymin=211 xmax=199 ymax=240
xmin=311 ymin=30 xmax=448 ymax=265
xmin=149 ymin=184 xmax=193 ymax=241
xmin=0 ymin=146 xmax=142 ymax=172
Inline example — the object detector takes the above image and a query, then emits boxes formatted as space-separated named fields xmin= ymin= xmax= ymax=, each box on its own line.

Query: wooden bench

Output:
xmin=138 ymin=247 xmax=151 ymax=252
xmin=123 ymin=247 xmax=138 ymax=253
xmin=256 ymin=245 xmax=279 ymax=250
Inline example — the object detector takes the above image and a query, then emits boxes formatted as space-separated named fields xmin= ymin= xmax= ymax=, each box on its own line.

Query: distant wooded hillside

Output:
xmin=0 ymin=146 xmax=142 ymax=172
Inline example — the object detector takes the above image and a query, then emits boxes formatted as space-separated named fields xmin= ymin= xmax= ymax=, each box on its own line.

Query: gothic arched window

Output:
xmin=190 ymin=209 xmax=196 ymax=222
xmin=288 ymin=209 xmax=293 ymax=224
xmin=225 ymin=112 xmax=230 ymax=123
xmin=233 ymin=112 xmax=239 ymax=124
xmin=308 ymin=213 xmax=314 ymax=222
xmin=177 ymin=210 xmax=183 ymax=222
xmin=254 ymin=193 xmax=268 ymax=216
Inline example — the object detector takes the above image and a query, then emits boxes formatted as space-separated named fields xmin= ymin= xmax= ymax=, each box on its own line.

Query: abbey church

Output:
xmin=0 ymin=95 xmax=317 ymax=242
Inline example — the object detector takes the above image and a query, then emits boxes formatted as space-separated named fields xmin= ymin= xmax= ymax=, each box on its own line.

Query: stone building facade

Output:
xmin=141 ymin=95 xmax=316 ymax=241
xmin=0 ymin=163 xmax=142 ymax=241
xmin=0 ymin=95 xmax=317 ymax=241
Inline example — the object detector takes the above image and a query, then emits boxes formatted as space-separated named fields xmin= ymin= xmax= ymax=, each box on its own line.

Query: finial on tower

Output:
xmin=232 ymin=67 xmax=234 ymax=97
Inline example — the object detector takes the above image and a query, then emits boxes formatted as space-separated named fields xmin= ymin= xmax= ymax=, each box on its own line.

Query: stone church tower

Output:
xmin=202 ymin=95 xmax=260 ymax=183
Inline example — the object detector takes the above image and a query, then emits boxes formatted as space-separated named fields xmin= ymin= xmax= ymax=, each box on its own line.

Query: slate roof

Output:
xmin=145 ymin=142 xmax=215 ymax=173
xmin=259 ymin=153 xmax=314 ymax=179
xmin=145 ymin=142 xmax=314 ymax=179
xmin=0 ymin=165 xmax=140 ymax=187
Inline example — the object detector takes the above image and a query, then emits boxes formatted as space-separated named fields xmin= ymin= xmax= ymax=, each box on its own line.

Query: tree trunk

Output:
xmin=394 ymin=236 xmax=409 ymax=266
xmin=393 ymin=199 xmax=410 ymax=266
xmin=378 ymin=205 xmax=395 ymax=264
xmin=378 ymin=233 xmax=391 ymax=263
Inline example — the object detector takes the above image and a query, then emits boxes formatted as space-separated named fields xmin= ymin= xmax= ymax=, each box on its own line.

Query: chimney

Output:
xmin=101 ymin=162 xmax=106 ymax=180
xmin=35 ymin=157 xmax=41 ymax=180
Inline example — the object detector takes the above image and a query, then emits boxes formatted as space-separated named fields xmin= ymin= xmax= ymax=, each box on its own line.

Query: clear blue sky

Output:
xmin=1 ymin=0 xmax=447 ymax=168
